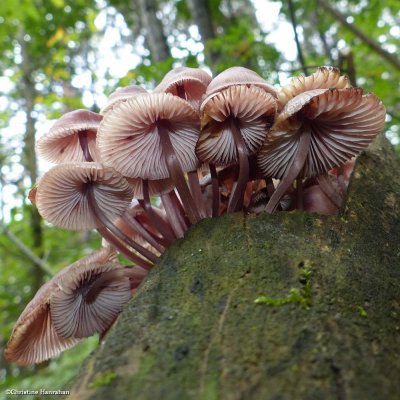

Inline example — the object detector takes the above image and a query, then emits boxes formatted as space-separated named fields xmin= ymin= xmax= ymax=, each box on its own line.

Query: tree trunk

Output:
xmin=187 ymin=0 xmax=219 ymax=66
xmin=71 ymin=136 xmax=400 ymax=400
xmin=19 ymin=32 xmax=45 ymax=293
xmin=136 ymin=0 xmax=171 ymax=63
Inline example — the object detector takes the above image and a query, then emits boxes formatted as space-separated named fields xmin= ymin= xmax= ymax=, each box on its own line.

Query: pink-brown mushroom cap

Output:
xmin=100 ymin=84 xmax=148 ymax=116
xmin=35 ymin=162 xmax=134 ymax=230
xmin=202 ymin=66 xmax=277 ymax=105
xmin=36 ymin=109 xmax=102 ymax=163
xmin=154 ymin=66 xmax=212 ymax=109
xmin=97 ymin=93 xmax=200 ymax=180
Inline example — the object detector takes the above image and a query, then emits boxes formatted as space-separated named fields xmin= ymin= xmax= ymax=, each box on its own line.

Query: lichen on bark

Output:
xmin=70 ymin=136 xmax=400 ymax=400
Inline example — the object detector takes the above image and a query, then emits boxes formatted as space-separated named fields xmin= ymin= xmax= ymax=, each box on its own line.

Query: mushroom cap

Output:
xmin=35 ymin=162 xmax=134 ymax=230
xmin=154 ymin=66 xmax=212 ymax=109
xmin=50 ymin=261 xmax=131 ymax=339
xmin=36 ymin=109 xmax=102 ymax=163
xmin=257 ymin=87 xmax=386 ymax=179
xmin=5 ymin=247 xmax=115 ymax=365
xmin=277 ymin=66 xmax=351 ymax=107
xmin=202 ymin=66 xmax=277 ymax=105
xmin=125 ymin=176 xmax=175 ymax=199
xmin=97 ymin=93 xmax=200 ymax=180
xmin=196 ymin=85 xmax=277 ymax=165
xmin=100 ymin=85 xmax=148 ymax=116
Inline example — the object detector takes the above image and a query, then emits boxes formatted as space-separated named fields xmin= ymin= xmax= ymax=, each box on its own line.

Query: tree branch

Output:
xmin=0 ymin=223 xmax=53 ymax=277
xmin=318 ymin=0 xmax=400 ymax=70
xmin=287 ymin=0 xmax=308 ymax=75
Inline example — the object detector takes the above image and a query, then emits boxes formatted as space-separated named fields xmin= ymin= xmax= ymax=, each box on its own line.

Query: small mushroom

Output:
xmin=5 ymin=247 xmax=115 ymax=365
xmin=97 ymin=92 xmax=202 ymax=224
xmin=35 ymin=162 xmax=155 ymax=268
xmin=50 ymin=261 xmax=133 ymax=339
xmin=197 ymin=71 xmax=277 ymax=212
xmin=154 ymin=66 xmax=212 ymax=110
xmin=36 ymin=109 xmax=102 ymax=163
xmin=277 ymin=66 xmax=351 ymax=107
xmin=258 ymin=87 xmax=386 ymax=213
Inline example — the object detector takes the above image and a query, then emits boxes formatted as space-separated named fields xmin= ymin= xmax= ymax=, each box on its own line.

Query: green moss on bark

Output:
xmin=71 ymin=137 xmax=400 ymax=400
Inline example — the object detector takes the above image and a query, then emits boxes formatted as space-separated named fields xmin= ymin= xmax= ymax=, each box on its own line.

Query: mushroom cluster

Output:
xmin=6 ymin=66 xmax=386 ymax=365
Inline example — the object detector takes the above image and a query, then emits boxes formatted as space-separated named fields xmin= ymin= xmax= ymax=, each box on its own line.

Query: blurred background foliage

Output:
xmin=0 ymin=0 xmax=398 ymax=396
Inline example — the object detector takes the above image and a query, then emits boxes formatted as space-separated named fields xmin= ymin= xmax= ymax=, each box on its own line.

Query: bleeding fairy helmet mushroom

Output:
xmin=197 ymin=67 xmax=277 ymax=212
xmin=277 ymin=66 xmax=351 ymax=107
xmin=97 ymin=92 xmax=203 ymax=224
xmin=35 ymin=162 xmax=133 ymax=231
xmin=100 ymin=84 xmax=148 ymax=116
xmin=36 ymin=109 xmax=103 ymax=163
xmin=154 ymin=66 xmax=212 ymax=110
xmin=35 ymin=162 xmax=155 ymax=268
xmin=258 ymin=87 xmax=386 ymax=213
xmin=49 ymin=256 xmax=135 ymax=339
xmin=5 ymin=247 xmax=118 ymax=365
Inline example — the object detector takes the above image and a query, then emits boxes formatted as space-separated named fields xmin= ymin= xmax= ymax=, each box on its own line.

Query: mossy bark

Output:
xmin=71 ymin=137 xmax=400 ymax=400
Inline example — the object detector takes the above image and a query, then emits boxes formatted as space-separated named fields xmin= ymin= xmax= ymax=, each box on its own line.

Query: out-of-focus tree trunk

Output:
xmin=187 ymin=0 xmax=219 ymax=65
xmin=136 ymin=0 xmax=171 ymax=63
xmin=71 ymin=136 xmax=400 ymax=400
xmin=19 ymin=33 xmax=45 ymax=293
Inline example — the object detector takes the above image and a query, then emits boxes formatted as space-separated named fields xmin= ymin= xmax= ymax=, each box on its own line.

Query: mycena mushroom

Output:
xmin=155 ymin=67 xmax=212 ymax=216
xmin=154 ymin=66 xmax=212 ymax=110
xmin=4 ymin=247 xmax=118 ymax=365
xmin=258 ymin=87 xmax=386 ymax=213
xmin=197 ymin=67 xmax=277 ymax=213
xmin=36 ymin=109 xmax=103 ymax=163
xmin=97 ymin=92 xmax=203 ymax=225
xmin=35 ymin=162 xmax=155 ymax=269
xmin=49 ymin=260 xmax=137 ymax=339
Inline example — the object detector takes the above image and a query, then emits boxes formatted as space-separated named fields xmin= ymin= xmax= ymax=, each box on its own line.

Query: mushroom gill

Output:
xmin=5 ymin=247 xmax=115 ymax=365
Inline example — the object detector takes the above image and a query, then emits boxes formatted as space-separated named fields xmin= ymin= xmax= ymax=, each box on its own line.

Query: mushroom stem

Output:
xmin=97 ymin=227 xmax=152 ymax=270
xmin=265 ymin=130 xmax=312 ymax=213
xmin=160 ymin=193 xmax=187 ymax=238
xmin=176 ymin=84 xmax=187 ymax=100
xmin=123 ymin=211 xmax=166 ymax=253
xmin=134 ymin=213 xmax=171 ymax=248
xmin=124 ymin=266 xmax=148 ymax=289
xmin=188 ymin=170 xmax=208 ymax=218
xmin=265 ymin=178 xmax=276 ymax=198
xmin=316 ymin=174 xmax=343 ymax=208
xmin=86 ymin=185 xmax=157 ymax=264
xmin=139 ymin=180 xmax=176 ymax=244
xmin=169 ymin=190 xmax=191 ymax=228
xmin=78 ymin=131 xmax=93 ymax=162
xmin=157 ymin=124 xmax=202 ymax=224
xmin=336 ymin=165 xmax=348 ymax=193
xmin=296 ymin=178 xmax=304 ymax=210
xmin=210 ymin=163 xmax=220 ymax=217
xmin=227 ymin=118 xmax=250 ymax=213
